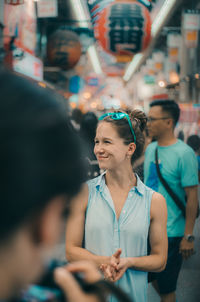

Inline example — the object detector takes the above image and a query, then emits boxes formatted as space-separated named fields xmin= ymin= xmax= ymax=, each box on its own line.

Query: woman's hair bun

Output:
xmin=129 ymin=109 xmax=147 ymax=132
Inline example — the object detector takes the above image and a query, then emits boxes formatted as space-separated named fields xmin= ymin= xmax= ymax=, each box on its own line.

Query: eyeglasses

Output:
xmin=147 ymin=117 xmax=171 ymax=122
xmin=99 ymin=112 xmax=136 ymax=143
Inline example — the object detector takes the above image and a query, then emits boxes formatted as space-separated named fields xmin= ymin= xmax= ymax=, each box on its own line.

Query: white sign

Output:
xmin=13 ymin=49 xmax=43 ymax=81
xmin=183 ymin=12 xmax=200 ymax=30
xmin=37 ymin=0 xmax=58 ymax=18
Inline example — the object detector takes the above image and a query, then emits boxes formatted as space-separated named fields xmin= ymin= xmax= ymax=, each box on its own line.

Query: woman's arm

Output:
xmin=65 ymin=184 xmax=111 ymax=268
xmin=129 ymin=192 xmax=168 ymax=271
xmin=114 ymin=192 xmax=168 ymax=281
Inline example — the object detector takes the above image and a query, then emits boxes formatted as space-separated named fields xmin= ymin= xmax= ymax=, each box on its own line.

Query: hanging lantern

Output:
xmin=89 ymin=0 xmax=114 ymax=25
xmin=137 ymin=0 xmax=153 ymax=11
xmin=47 ymin=29 xmax=82 ymax=70
xmin=95 ymin=0 xmax=151 ymax=56
xmin=4 ymin=0 xmax=24 ymax=4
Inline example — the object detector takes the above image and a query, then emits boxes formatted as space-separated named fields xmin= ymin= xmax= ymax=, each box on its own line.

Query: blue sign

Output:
xmin=69 ymin=75 xmax=85 ymax=93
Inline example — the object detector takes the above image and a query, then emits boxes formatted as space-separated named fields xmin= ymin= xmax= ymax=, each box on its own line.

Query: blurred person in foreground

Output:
xmin=144 ymin=100 xmax=198 ymax=302
xmin=65 ymin=109 xmax=168 ymax=302
xmin=0 ymin=69 xmax=114 ymax=302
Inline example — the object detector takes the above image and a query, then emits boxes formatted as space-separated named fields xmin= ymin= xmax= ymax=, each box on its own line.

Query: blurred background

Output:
xmin=1 ymin=0 xmax=200 ymax=140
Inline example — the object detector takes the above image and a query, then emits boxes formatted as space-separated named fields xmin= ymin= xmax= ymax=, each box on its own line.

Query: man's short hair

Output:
xmin=150 ymin=99 xmax=180 ymax=126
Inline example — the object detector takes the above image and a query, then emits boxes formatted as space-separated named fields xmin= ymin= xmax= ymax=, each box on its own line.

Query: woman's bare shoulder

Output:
xmin=151 ymin=192 xmax=167 ymax=219
xmin=70 ymin=183 xmax=89 ymax=212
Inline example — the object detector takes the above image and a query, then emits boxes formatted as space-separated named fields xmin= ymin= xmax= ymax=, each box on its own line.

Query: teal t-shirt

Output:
xmin=144 ymin=140 xmax=198 ymax=237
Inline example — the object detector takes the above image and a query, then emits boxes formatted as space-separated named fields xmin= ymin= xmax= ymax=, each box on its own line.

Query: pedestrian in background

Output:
xmin=144 ymin=99 xmax=198 ymax=302
xmin=66 ymin=110 xmax=168 ymax=302
xmin=187 ymin=134 xmax=200 ymax=182
xmin=70 ymin=108 xmax=83 ymax=131
xmin=80 ymin=111 xmax=101 ymax=180
xmin=133 ymin=128 xmax=152 ymax=182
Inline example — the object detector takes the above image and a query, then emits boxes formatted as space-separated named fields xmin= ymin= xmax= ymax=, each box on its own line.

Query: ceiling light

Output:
xmin=68 ymin=0 xmax=103 ymax=74
xmin=83 ymin=92 xmax=91 ymax=99
xmin=158 ymin=80 xmax=166 ymax=88
xmin=151 ymin=0 xmax=177 ymax=37
xmin=68 ymin=0 xmax=91 ymax=28
xmin=123 ymin=54 xmax=143 ymax=82
xmin=87 ymin=45 xmax=103 ymax=75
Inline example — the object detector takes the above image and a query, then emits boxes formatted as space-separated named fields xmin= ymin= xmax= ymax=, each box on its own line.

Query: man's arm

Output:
xmin=179 ymin=185 xmax=198 ymax=259
xmin=54 ymin=261 xmax=102 ymax=302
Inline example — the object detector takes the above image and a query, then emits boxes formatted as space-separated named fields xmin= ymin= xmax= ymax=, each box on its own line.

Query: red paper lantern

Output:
xmin=4 ymin=0 xmax=24 ymax=4
xmin=95 ymin=0 xmax=151 ymax=56
xmin=47 ymin=29 xmax=82 ymax=70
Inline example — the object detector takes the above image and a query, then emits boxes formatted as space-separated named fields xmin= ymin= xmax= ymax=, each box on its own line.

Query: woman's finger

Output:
xmin=112 ymin=248 xmax=122 ymax=259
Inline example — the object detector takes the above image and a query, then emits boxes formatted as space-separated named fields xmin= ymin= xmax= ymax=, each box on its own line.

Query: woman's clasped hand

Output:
xmin=100 ymin=249 xmax=130 ymax=282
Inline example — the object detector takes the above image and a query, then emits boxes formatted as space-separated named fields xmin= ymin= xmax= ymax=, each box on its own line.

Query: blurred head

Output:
xmin=147 ymin=99 xmax=180 ymax=139
xmin=187 ymin=134 xmax=200 ymax=154
xmin=80 ymin=111 xmax=98 ymax=144
xmin=0 ymin=69 xmax=84 ymax=299
xmin=177 ymin=130 xmax=184 ymax=141
xmin=71 ymin=108 xmax=83 ymax=125
xmin=94 ymin=110 xmax=147 ymax=169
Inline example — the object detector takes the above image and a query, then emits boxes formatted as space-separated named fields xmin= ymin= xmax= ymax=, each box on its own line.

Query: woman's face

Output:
xmin=94 ymin=122 xmax=130 ymax=170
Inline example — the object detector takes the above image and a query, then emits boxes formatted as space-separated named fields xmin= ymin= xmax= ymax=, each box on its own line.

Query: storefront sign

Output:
xmin=4 ymin=0 xmax=24 ymax=4
xmin=167 ymin=33 xmax=181 ymax=63
xmin=37 ymin=0 xmax=58 ymax=18
xmin=183 ymin=10 xmax=200 ymax=48
xmin=86 ymin=76 xmax=99 ymax=86
xmin=13 ymin=49 xmax=43 ymax=81
xmin=4 ymin=0 xmax=36 ymax=54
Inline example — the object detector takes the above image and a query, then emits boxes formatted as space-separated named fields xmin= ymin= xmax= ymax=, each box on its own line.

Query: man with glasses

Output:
xmin=144 ymin=99 xmax=198 ymax=302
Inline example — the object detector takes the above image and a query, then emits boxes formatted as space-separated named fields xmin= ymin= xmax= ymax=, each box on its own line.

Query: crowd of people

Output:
xmin=0 ymin=68 xmax=199 ymax=302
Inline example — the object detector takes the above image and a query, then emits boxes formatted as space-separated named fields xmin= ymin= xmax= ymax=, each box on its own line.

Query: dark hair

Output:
xmin=177 ymin=130 xmax=184 ymax=141
xmin=80 ymin=112 xmax=98 ymax=145
xmin=0 ymin=70 xmax=84 ymax=242
xmin=187 ymin=134 xmax=200 ymax=153
xmin=80 ymin=112 xmax=100 ymax=180
xmin=100 ymin=110 xmax=147 ymax=163
xmin=150 ymin=99 xmax=180 ymax=127
xmin=71 ymin=108 xmax=83 ymax=124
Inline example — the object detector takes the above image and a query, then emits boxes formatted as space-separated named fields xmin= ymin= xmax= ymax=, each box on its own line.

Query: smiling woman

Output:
xmin=65 ymin=109 xmax=168 ymax=302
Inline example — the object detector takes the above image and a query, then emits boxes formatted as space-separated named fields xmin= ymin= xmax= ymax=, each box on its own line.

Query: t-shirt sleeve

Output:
xmin=179 ymin=147 xmax=198 ymax=187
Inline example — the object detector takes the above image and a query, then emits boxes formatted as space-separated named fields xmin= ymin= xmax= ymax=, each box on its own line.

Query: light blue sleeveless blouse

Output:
xmin=85 ymin=172 xmax=154 ymax=302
